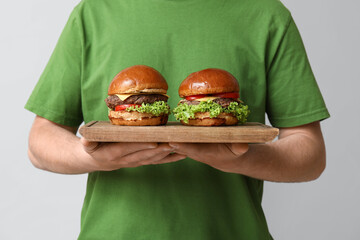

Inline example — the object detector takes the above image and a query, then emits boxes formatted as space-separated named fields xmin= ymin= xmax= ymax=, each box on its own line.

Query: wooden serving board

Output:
xmin=79 ymin=121 xmax=279 ymax=143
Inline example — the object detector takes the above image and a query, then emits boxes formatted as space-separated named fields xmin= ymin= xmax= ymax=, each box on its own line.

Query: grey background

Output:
xmin=0 ymin=0 xmax=359 ymax=239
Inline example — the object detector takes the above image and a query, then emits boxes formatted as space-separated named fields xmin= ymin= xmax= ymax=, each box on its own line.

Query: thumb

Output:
xmin=80 ymin=137 xmax=100 ymax=154
xmin=227 ymin=143 xmax=249 ymax=156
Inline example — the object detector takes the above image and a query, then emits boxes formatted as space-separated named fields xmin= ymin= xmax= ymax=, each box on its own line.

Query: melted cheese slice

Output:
xmin=195 ymin=96 xmax=219 ymax=102
xmin=193 ymin=96 xmax=243 ymax=103
xmin=115 ymin=93 xmax=169 ymax=101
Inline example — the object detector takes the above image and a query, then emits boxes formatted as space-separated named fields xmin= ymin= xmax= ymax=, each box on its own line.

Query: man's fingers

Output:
xmin=80 ymin=137 xmax=158 ymax=156
xmin=80 ymin=137 xmax=100 ymax=154
xmin=169 ymin=143 xmax=207 ymax=158
xmin=169 ymin=142 xmax=249 ymax=160
xmin=111 ymin=142 xmax=158 ymax=157
xmin=142 ymin=153 xmax=187 ymax=165
xmin=227 ymin=143 xmax=249 ymax=156
xmin=151 ymin=154 xmax=187 ymax=165
xmin=120 ymin=143 xmax=174 ymax=164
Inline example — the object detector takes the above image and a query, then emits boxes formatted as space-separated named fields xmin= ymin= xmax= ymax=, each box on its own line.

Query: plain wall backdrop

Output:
xmin=1 ymin=0 xmax=359 ymax=239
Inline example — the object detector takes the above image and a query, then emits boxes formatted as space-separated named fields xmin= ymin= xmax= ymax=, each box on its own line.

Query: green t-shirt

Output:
xmin=25 ymin=0 xmax=330 ymax=239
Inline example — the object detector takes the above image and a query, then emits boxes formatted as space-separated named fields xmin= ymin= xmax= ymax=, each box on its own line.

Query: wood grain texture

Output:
xmin=79 ymin=121 xmax=279 ymax=143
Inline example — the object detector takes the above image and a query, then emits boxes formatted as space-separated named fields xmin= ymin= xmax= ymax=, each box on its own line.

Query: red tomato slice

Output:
xmin=115 ymin=104 xmax=141 ymax=111
xmin=213 ymin=92 xmax=239 ymax=99
xmin=185 ymin=94 xmax=207 ymax=100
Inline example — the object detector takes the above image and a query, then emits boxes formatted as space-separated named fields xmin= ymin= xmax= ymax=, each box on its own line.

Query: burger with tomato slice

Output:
xmin=105 ymin=65 xmax=170 ymax=126
xmin=173 ymin=68 xmax=250 ymax=126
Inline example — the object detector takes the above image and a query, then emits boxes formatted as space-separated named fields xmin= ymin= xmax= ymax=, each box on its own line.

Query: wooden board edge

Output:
xmin=82 ymin=133 xmax=279 ymax=143
xmin=78 ymin=121 xmax=280 ymax=143
xmin=79 ymin=121 xmax=98 ymax=137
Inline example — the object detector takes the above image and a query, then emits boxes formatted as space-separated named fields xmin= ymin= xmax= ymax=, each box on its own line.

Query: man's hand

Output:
xmin=81 ymin=139 xmax=186 ymax=171
xmin=169 ymin=142 xmax=249 ymax=173
xmin=28 ymin=116 xmax=185 ymax=174
xmin=170 ymin=121 xmax=326 ymax=182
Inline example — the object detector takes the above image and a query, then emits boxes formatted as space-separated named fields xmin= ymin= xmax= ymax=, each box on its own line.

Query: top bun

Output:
xmin=179 ymin=68 xmax=239 ymax=97
xmin=108 ymin=65 xmax=168 ymax=95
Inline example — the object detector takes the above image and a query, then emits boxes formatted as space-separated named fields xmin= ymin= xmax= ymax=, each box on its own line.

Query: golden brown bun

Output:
xmin=179 ymin=68 xmax=239 ymax=97
xmin=108 ymin=65 xmax=168 ymax=95
xmin=180 ymin=112 xmax=238 ymax=126
xmin=108 ymin=110 xmax=168 ymax=126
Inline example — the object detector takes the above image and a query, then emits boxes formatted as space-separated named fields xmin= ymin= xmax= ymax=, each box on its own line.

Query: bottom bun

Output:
xmin=181 ymin=112 xmax=238 ymax=126
xmin=109 ymin=110 xmax=168 ymax=126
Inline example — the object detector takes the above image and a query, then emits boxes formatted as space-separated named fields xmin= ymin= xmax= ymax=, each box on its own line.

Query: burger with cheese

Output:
xmin=173 ymin=68 xmax=250 ymax=126
xmin=105 ymin=65 xmax=170 ymax=126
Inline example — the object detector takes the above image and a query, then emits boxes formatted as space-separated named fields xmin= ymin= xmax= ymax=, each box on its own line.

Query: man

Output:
xmin=26 ymin=0 xmax=329 ymax=239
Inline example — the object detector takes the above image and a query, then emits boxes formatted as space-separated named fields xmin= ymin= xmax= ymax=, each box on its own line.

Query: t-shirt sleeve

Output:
xmin=25 ymin=8 xmax=83 ymax=127
xmin=266 ymin=16 xmax=330 ymax=128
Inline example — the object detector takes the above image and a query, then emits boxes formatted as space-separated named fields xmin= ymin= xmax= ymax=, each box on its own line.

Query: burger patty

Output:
xmin=213 ymin=98 xmax=240 ymax=107
xmin=105 ymin=94 xmax=168 ymax=109
xmin=179 ymin=98 xmax=240 ymax=108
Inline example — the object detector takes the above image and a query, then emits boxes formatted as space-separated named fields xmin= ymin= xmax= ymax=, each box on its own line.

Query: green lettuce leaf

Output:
xmin=172 ymin=100 xmax=250 ymax=124
xmin=126 ymin=101 xmax=170 ymax=116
